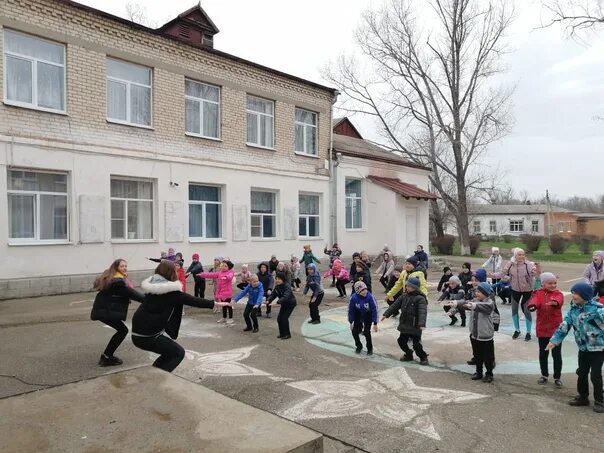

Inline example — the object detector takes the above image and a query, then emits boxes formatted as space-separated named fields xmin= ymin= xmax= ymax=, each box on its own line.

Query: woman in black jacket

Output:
xmin=131 ymin=260 xmax=227 ymax=372
xmin=91 ymin=259 xmax=144 ymax=367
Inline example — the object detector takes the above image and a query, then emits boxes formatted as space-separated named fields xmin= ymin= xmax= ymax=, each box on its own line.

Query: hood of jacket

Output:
xmin=141 ymin=275 xmax=183 ymax=294
xmin=257 ymin=261 xmax=270 ymax=273
xmin=307 ymin=263 xmax=319 ymax=273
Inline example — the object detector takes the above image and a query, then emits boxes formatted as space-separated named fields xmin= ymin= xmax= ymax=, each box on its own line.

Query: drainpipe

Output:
xmin=329 ymin=90 xmax=340 ymax=247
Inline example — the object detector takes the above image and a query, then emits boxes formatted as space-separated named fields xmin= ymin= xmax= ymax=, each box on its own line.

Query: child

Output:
xmin=276 ymin=261 xmax=293 ymax=287
xmin=349 ymin=252 xmax=362 ymax=283
xmin=348 ymin=281 xmax=379 ymax=355
xmin=375 ymin=252 xmax=395 ymax=291
xmin=291 ymin=256 xmax=302 ymax=290
xmin=381 ymin=277 xmax=429 ymax=365
xmin=492 ymin=275 xmax=511 ymax=305
xmin=303 ymin=263 xmax=324 ymax=324
xmin=268 ymin=255 xmax=280 ymax=275
xmin=449 ymin=282 xmax=496 ymax=382
xmin=527 ymin=272 xmax=564 ymax=387
xmin=300 ymin=245 xmax=320 ymax=276
xmin=438 ymin=275 xmax=466 ymax=326
xmin=437 ymin=266 xmax=453 ymax=292
xmin=324 ymin=243 xmax=342 ymax=287
xmin=235 ymin=264 xmax=252 ymax=291
xmin=353 ymin=261 xmax=372 ymax=293
xmin=206 ymin=256 xmax=223 ymax=300
xmin=199 ymin=260 xmax=235 ymax=325
xmin=360 ymin=250 xmax=372 ymax=269
xmin=483 ymin=247 xmax=503 ymax=281
xmin=233 ymin=275 xmax=264 ymax=333
xmin=323 ymin=258 xmax=350 ymax=298
xmin=385 ymin=265 xmax=404 ymax=317
xmin=175 ymin=252 xmax=184 ymax=267
xmin=175 ymin=260 xmax=187 ymax=292
xmin=268 ymin=272 xmax=297 ymax=339
xmin=257 ymin=262 xmax=274 ymax=317
xmin=186 ymin=253 xmax=205 ymax=298
xmin=386 ymin=256 xmax=428 ymax=301
xmin=547 ymin=283 xmax=604 ymax=413
xmin=459 ymin=262 xmax=473 ymax=293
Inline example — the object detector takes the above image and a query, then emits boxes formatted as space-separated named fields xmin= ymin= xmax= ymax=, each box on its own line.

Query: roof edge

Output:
xmin=334 ymin=149 xmax=431 ymax=172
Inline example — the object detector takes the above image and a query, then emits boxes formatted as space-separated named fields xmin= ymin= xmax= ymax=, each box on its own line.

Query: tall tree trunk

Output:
xmin=430 ymin=200 xmax=446 ymax=237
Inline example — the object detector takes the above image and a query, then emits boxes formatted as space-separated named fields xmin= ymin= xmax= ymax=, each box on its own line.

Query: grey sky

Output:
xmin=76 ymin=0 xmax=604 ymax=199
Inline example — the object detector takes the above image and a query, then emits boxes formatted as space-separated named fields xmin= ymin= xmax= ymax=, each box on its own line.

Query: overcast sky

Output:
xmin=76 ymin=0 xmax=604 ymax=200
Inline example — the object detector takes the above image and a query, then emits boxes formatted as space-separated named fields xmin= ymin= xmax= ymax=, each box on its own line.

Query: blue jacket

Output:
xmin=303 ymin=263 xmax=323 ymax=297
xmin=234 ymin=284 xmax=264 ymax=306
xmin=348 ymin=292 xmax=378 ymax=324
xmin=551 ymin=299 xmax=604 ymax=351
xmin=492 ymin=281 xmax=511 ymax=292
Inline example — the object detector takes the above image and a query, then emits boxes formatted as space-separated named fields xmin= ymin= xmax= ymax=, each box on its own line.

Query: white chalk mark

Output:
xmin=69 ymin=299 xmax=92 ymax=306
xmin=183 ymin=346 xmax=270 ymax=378
xmin=564 ymin=278 xmax=582 ymax=283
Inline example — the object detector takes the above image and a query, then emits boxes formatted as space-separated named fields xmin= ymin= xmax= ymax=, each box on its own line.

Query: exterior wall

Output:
xmin=577 ymin=219 xmax=604 ymax=239
xmin=546 ymin=212 xmax=578 ymax=238
xmin=335 ymin=155 xmax=430 ymax=259
xmin=450 ymin=213 xmax=546 ymax=237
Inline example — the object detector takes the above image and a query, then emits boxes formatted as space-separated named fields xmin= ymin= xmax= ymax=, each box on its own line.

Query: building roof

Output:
xmin=467 ymin=204 xmax=573 ymax=215
xmin=60 ymin=1 xmax=337 ymax=95
xmin=367 ymin=176 xmax=437 ymax=201
xmin=576 ymin=213 xmax=604 ymax=220
xmin=333 ymin=117 xmax=364 ymax=139
xmin=332 ymin=134 xmax=429 ymax=171
xmin=157 ymin=4 xmax=220 ymax=35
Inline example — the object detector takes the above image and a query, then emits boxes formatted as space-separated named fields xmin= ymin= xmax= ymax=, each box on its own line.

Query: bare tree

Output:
xmin=125 ymin=2 xmax=158 ymax=28
xmin=324 ymin=0 xmax=515 ymax=254
xmin=542 ymin=0 xmax=604 ymax=35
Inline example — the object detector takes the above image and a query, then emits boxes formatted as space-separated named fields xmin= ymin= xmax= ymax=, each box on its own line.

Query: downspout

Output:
xmin=329 ymin=90 xmax=340 ymax=247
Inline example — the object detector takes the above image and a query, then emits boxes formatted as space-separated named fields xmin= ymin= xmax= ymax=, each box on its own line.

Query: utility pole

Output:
xmin=545 ymin=189 xmax=552 ymax=239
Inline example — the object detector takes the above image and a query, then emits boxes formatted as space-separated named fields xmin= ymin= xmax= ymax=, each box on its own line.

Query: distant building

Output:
xmin=576 ymin=213 xmax=604 ymax=239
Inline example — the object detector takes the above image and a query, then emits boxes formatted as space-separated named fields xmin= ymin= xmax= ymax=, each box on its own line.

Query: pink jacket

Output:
xmin=198 ymin=269 xmax=234 ymax=300
xmin=322 ymin=260 xmax=350 ymax=282
xmin=495 ymin=260 xmax=537 ymax=293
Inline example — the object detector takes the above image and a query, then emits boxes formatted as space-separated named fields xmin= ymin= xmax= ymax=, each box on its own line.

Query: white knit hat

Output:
xmin=539 ymin=272 xmax=557 ymax=284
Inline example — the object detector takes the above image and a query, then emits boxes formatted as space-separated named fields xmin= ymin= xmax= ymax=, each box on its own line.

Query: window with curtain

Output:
xmin=473 ymin=220 xmax=481 ymax=234
xmin=345 ymin=179 xmax=362 ymax=229
xmin=189 ymin=184 xmax=222 ymax=239
xmin=246 ymin=95 xmax=274 ymax=148
xmin=295 ymin=108 xmax=317 ymax=155
xmin=251 ymin=190 xmax=276 ymax=238
xmin=299 ymin=194 xmax=320 ymax=237
xmin=185 ymin=80 xmax=220 ymax=139
xmin=106 ymin=58 xmax=152 ymax=127
xmin=110 ymin=178 xmax=153 ymax=240
xmin=8 ymin=170 xmax=68 ymax=242
xmin=3 ymin=29 xmax=65 ymax=112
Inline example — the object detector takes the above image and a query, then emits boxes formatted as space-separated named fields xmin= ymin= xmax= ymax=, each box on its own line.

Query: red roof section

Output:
xmin=368 ymin=176 xmax=437 ymax=201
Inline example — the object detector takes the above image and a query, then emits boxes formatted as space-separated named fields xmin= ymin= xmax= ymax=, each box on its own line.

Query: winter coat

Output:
xmin=387 ymin=268 xmax=428 ymax=298
xmin=177 ymin=267 xmax=187 ymax=292
xmin=300 ymin=250 xmax=320 ymax=268
xmin=437 ymin=273 xmax=453 ymax=292
xmin=527 ymin=288 xmax=565 ymax=338
xmin=268 ymin=259 xmax=280 ymax=274
xmin=268 ymin=283 xmax=297 ymax=308
xmin=496 ymin=260 xmax=537 ymax=293
xmin=551 ymin=299 xmax=604 ymax=351
xmin=186 ymin=261 xmax=204 ymax=282
xmin=386 ymin=274 xmax=404 ymax=301
xmin=458 ymin=271 xmax=473 ymax=292
xmin=583 ymin=256 xmax=604 ymax=285
xmin=383 ymin=290 xmax=428 ymax=336
xmin=453 ymin=298 xmax=495 ymax=341
xmin=323 ymin=259 xmax=350 ymax=282
xmin=198 ymin=269 xmax=234 ymax=301
xmin=348 ymin=292 xmax=378 ymax=324
xmin=234 ymin=283 xmax=264 ymax=306
xmin=482 ymin=254 xmax=503 ymax=274
xmin=236 ymin=270 xmax=252 ymax=285
xmin=276 ymin=266 xmax=293 ymax=286
xmin=414 ymin=250 xmax=429 ymax=268
xmin=303 ymin=263 xmax=324 ymax=297
xmin=257 ymin=262 xmax=274 ymax=295
xmin=438 ymin=285 xmax=465 ymax=302
xmin=91 ymin=278 xmax=144 ymax=322
xmin=353 ymin=268 xmax=372 ymax=292
xmin=376 ymin=259 xmax=395 ymax=279
xmin=291 ymin=261 xmax=302 ymax=280
xmin=132 ymin=276 xmax=214 ymax=339
xmin=324 ymin=247 xmax=342 ymax=264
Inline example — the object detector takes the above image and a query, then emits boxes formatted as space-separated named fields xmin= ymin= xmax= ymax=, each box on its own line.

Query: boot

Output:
xmin=568 ymin=396 xmax=590 ymax=407
xmin=400 ymin=353 xmax=414 ymax=362
xmin=98 ymin=355 xmax=122 ymax=367
xmin=460 ymin=319 xmax=466 ymax=328
xmin=449 ymin=316 xmax=458 ymax=326
xmin=594 ymin=402 xmax=604 ymax=413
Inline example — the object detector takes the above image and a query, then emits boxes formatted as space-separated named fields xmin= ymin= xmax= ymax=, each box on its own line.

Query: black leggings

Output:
xmin=336 ymin=280 xmax=347 ymax=296
xmin=194 ymin=279 xmax=206 ymax=298
xmin=310 ymin=292 xmax=324 ymax=321
xmin=294 ymin=278 xmax=301 ymax=289
xmin=132 ymin=334 xmax=185 ymax=372
xmin=577 ymin=350 xmax=604 ymax=403
xmin=379 ymin=275 xmax=389 ymax=291
xmin=221 ymin=298 xmax=232 ymax=319
xmin=398 ymin=332 xmax=427 ymax=359
xmin=352 ymin=312 xmax=373 ymax=351
xmin=243 ymin=304 xmax=259 ymax=330
xmin=101 ymin=319 xmax=129 ymax=357
xmin=278 ymin=305 xmax=295 ymax=336
xmin=538 ymin=336 xmax=562 ymax=379
xmin=237 ymin=282 xmax=247 ymax=290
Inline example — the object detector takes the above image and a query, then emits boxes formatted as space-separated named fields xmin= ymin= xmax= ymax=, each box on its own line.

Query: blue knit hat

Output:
xmin=476 ymin=282 xmax=493 ymax=297
xmin=571 ymin=282 xmax=594 ymax=302
xmin=473 ymin=268 xmax=487 ymax=283
xmin=406 ymin=276 xmax=421 ymax=290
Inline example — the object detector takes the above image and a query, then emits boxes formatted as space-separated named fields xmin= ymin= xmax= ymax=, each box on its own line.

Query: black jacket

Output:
xmin=459 ymin=271 xmax=473 ymax=291
xmin=268 ymin=283 xmax=297 ymax=308
xmin=383 ymin=290 xmax=428 ymax=336
xmin=268 ymin=259 xmax=280 ymax=274
xmin=186 ymin=261 xmax=204 ymax=281
xmin=132 ymin=277 xmax=214 ymax=339
xmin=437 ymin=273 xmax=452 ymax=292
xmin=91 ymin=278 xmax=144 ymax=322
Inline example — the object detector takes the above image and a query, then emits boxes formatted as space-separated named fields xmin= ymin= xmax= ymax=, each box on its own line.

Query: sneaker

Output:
xmin=367 ymin=349 xmax=373 ymax=356
xmin=400 ymin=354 xmax=414 ymax=362
xmin=280 ymin=335 xmax=291 ymax=340
xmin=467 ymin=359 xmax=477 ymax=366
xmin=568 ymin=396 xmax=589 ymax=407
xmin=471 ymin=373 xmax=483 ymax=380
xmin=311 ymin=320 xmax=321 ymax=324
xmin=525 ymin=333 xmax=531 ymax=342
xmin=419 ymin=358 xmax=429 ymax=366
xmin=217 ymin=318 xmax=226 ymax=324
xmin=594 ymin=402 xmax=604 ymax=413
xmin=482 ymin=375 xmax=493 ymax=383
xmin=243 ymin=327 xmax=252 ymax=332
xmin=277 ymin=335 xmax=283 ymax=339
xmin=252 ymin=328 xmax=259 ymax=333
xmin=226 ymin=319 xmax=235 ymax=326
xmin=98 ymin=355 xmax=122 ymax=367
xmin=355 ymin=347 xmax=362 ymax=354
xmin=307 ymin=319 xmax=314 ymax=324
xmin=512 ymin=331 xmax=520 ymax=340
xmin=554 ymin=379 xmax=563 ymax=388
xmin=537 ymin=376 xmax=548 ymax=385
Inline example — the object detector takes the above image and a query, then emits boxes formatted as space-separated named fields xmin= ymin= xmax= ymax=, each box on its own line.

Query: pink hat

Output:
xmin=192 ymin=253 xmax=200 ymax=260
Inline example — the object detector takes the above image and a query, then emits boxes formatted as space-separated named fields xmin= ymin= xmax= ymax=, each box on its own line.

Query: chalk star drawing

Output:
xmin=183 ymin=346 xmax=269 ymax=377
xmin=280 ymin=367 xmax=487 ymax=440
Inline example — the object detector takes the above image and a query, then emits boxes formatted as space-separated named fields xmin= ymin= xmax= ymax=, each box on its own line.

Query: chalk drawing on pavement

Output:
xmin=280 ymin=367 xmax=487 ymax=441
xmin=181 ymin=345 xmax=271 ymax=378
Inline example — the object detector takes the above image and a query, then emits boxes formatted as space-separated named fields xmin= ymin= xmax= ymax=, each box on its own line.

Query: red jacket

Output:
xmin=177 ymin=268 xmax=187 ymax=292
xmin=527 ymin=288 xmax=564 ymax=337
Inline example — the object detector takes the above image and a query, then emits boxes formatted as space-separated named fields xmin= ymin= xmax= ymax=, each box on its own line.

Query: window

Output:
xmin=473 ymin=220 xmax=481 ymax=234
xmin=189 ymin=184 xmax=222 ymax=239
xmin=106 ymin=58 xmax=152 ymax=127
xmin=531 ymin=220 xmax=539 ymax=233
xmin=557 ymin=221 xmax=571 ymax=233
xmin=295 ymin=108 xmax=317 ymax=155
xmin=185 ymin=79 xmax=220 ymax=139
xmin=489 ymin=220 xmax=497 ymax=233
xmin=3 ymin=30 xmax=65 ymax=112
xmin=299 ymin=194 xmax=320 ymax=237
xmin=251 ymin=191 xmax=276 ymax=238
xmin=246 ymin=95 xmax=274 ymax=148
xmin=345 ymin=179 xmax=362 ymax=229
xmin=110 ymin=178 xmax=153 ymax=240
xmin=509 ymin=220 xmax=524 ymax=233
xmin=7 ymin=170 xmax=68 ymax=242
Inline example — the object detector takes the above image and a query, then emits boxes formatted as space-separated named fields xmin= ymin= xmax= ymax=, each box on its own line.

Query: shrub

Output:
xmin=502 ymin=235 xmax=513 ymax=243
xmin=572 ymin=234 xmax=599 ymax=254
xmin=432 ymin=235 xmax=456 ymax=255
xmin=469 ymin=235 xmax=481 ymax=255
xmin=520 ymin=234 xmax=543 ymax=253
xmin=548 ymin=235 xmax=568 ymax=254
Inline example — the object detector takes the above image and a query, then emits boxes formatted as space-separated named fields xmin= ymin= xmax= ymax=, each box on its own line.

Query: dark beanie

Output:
xmin=352 ymin=252 xmax=361 ymax=259
xmin=275 ymin=272 xmax=287 ymax=282
xmin=571 ymin=282 xmax=594 ymax=302
xmin=406 ymin=256 xmax=419 ymax=266
xmin=476 ymin=282 xmax=493 ymax=297
xmin=406 ymin=277 xmax=420 ymax=290
xmin=474 ymin=268 xmax=487 ymax=283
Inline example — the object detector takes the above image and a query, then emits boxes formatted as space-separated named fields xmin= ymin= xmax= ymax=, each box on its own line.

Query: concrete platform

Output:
xmin=0 ymin=367 xmax=323 ymax=453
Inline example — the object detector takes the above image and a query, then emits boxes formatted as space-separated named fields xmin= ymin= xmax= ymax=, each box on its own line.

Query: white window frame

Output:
xmin=473 ymin=220 xmax=481 ymax=234
xmin=489 ymin=220 xmax=497 ymax=233
xmin=250 ymin=190 xmax=277 ymax=239
xmin=531 ymin=220 xmax=539 ymax=233
xmin=509 ymin=220 xmax=524 ymax=233
xmin=345 ymin=178 xmax=363 ymax=230
xmin=295 ymin=108 xmax=318 ymax=156
xmin=110 ymin=177 xmax=154 ymax=241
xmin=188 ymin=183 xmax=223 ymax=240
xmin=246 ymin=95 xmax=275 ymax=149
xmin=106 ymin=58 xmax=153 ymax=128
xmin=3 ymin=29 xmax=66 ymax=114
xmin=184 ymin=79 xmax=221 ymax=140
xmin=298 ymin=193 xmax=320 ymax=238
xmin=7 ymin=169 xmax=70 ymax=244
